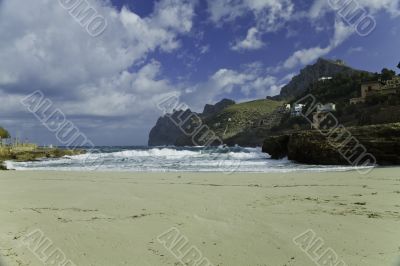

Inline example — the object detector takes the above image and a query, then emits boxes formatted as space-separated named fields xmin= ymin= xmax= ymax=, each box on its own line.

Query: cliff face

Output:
xmin=148 ymin=58 xmax=376 ymax=148
xmin=262 ymin=123 xmax=400 ymax=165
xmin=148 ymin=98 xmax=283 ymax=147
xmin=148 ymin=115 xmax=184 ymax=147
xmin=202 ymin=99 xmax=235 ymax=117
xmin=148 ymin=99 xmax=236 ymax=146
xmin=148 ymin=109 xmax=194 ymax=146
xmin=278 ymin=58 xmax=362 ymax=100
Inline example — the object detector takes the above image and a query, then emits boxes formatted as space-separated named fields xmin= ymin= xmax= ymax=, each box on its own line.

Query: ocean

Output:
xmin=5 ymin=146 xmax=367 ymax=173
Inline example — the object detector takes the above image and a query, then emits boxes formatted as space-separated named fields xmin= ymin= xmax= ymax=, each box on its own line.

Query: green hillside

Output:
xmin=204 ymin=99 xmax=283 ymax=140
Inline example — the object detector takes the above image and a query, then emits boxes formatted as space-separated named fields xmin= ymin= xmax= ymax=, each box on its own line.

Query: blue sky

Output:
xmin=0 ymin=0 xmax=399 ymax=145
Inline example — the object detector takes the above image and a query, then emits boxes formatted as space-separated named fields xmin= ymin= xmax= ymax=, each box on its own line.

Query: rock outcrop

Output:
xmin=202 ymin=99 xmax=235 ymax=117
xmin=262 ymin=135 xmax=290 ymax=160
xmin=277 ymin=58 xmax=364 ymax=100
xmin=148 ymin=98 xmax=283 ymax=147
xmin=148 ymin=109 xmax=195 ymax=146
xmin=148 ymin=99 xmax=236 ymax=146
xmin=148 ymin=58 xmax=377 ymax=148
xmin=0 ymin=147 xmax=86 ymax=170
xmin=262 ymin=123 xmax=400 ymax=165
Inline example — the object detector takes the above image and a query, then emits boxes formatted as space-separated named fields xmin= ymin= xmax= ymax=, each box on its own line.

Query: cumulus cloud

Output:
xmin=182 ymin=62 xmax=285 ymax=109
xmin=0 ymin=0 xmax=195 ymax=143
xmin=208 ymin=0 xmax=294 ymax=30
xmin=264 ymin=0 xmax=400 ymax=73
xmin=208 ymin=0 xmax=294 ymax=52
xmin=231 ymin=27 xmax=265 ymax=51
xmin=308 ymin=0 xmax=400 ymax=20
xmin=0 ymin=0 xmax=194 ymax=94
xmin=280 ymin=20 xmax=354 ymax=70
xmin=62 ymin=60 xmax=176 ymax=117
xmin=2 ymin=0 xmax=400 ymax=145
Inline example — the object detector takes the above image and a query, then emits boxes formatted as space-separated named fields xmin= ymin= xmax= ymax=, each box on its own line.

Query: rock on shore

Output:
xmin=262 ymin=123 xmax=400 ymax=165
xmin=0 ymin=147 xmax=85 ymax=170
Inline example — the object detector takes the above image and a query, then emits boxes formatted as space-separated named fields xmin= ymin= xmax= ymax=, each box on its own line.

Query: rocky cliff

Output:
xmin=277 ymin=58 xmax=363 ymax=100
xmin=148 ymin=109 xmax=195 ymax=146
xmin=148 ymin=58 xmax=381 ymax=148
xmin=148 ymin=99 xmax=236 ymax=146
xmin=148 ymin=98 xmax=283 ymax=147
xmin=262 ymin=123 xmax=400 ymax=165
xmin=202 ymin=99 xmax=235 ymax=117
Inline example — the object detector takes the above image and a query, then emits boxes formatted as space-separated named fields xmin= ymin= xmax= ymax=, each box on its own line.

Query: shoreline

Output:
xmin=1 ymin=166 xmax=378 ymax=173
xmin=0 ymin=147 xmax=85 ymax=171
xmin=1 ymin=169 xmax=399 ymax=265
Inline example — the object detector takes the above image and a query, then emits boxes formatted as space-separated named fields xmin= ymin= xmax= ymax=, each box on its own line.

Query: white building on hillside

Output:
xmin=291 ymin=104 xmax=305 ymax=117
xmin=317 ymin=103 xmax=336 ymax=112
xmin=318 ymin=77 xmax=333 ymax=82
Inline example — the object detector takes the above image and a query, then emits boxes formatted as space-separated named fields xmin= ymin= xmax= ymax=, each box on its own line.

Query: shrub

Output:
xmin=0 ymin=127 xmax=10 ymax=139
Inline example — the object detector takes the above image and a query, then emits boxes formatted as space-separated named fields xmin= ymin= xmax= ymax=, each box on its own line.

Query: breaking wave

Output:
xmin=6 ymin=146 xmax=364 ymax=173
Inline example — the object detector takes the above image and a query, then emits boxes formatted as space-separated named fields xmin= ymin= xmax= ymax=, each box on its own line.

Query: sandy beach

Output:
xmin=0 ymin=168 xmax=399 ymax=266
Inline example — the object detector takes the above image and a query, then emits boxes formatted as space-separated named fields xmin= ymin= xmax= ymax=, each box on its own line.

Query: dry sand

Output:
xmin=0 ymin=168 xmax=399 ymax=266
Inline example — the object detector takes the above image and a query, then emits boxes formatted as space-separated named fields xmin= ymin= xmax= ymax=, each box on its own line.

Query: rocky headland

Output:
xmin=262 ymin=123 xmax=400 ymax=165
xmin=148 ymin=58 xmax=400 ymax=166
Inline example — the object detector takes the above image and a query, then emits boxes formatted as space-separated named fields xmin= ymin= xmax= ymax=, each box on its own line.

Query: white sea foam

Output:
xmin=111 ymin=148 xmax=199 ymax=158
xmin=6 ymin=147 xmax=368 ymax=173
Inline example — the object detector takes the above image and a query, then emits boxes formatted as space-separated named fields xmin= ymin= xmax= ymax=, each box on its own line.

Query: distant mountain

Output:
xmin=148 ymin=58 xmax=374 ymax=147
xmin=148 ymin=98 xmax=283 ymax=147
xmin=148 ymin=109 xmax=194 ymax=147
xmin=276 ymin=58 xmax=366 ymax=100
xmin=148 ymin=99 xmax=236 ymax=146
xmin=202 ymin=99 xmax=235 ymax=117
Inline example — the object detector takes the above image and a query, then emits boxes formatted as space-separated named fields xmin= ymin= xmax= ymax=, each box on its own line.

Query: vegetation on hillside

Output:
xmin=183 ymin=65 xmax=400 ymax=146
xmin=291 ymin=71 xmax=372 ymax=104
xmin=150 ymin=60 xmax=400 ymax=147
xmin=204 ymin=99 xmax=283 ymax=140
xmin=284 ymin=68 xmax=400 ymax=129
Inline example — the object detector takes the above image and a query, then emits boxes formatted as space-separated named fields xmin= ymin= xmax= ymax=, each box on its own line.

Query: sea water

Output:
xmin=6 ymin=146 xmax=364 ymax=172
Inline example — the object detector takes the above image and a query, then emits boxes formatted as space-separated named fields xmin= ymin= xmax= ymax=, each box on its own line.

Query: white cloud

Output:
xmin=281 ymin=20 xmax=354 ymax=70
xmin=0 ymin=0 xmax=196 ymax=144
xmin=308 ymin=0 xmax=330 ymax=20
xmin=208 ymin=0 xmax=294 ymax=52
xmin=283 ymin=46 xmax=331 ymax=69
xmin=210 ymin=69 xmax=255 ymax=94
xmin=344 ymin=0 xmax=400 ymax=16
xmin=183 ymin=63 xmax=284 ymax=109
xmin=0 ymin=0 xmax=194 ymax=115
xmin=199 ymin=45 xmax=210 ymax=54
xmin=231 ymin=27 xmax=265 ymax=51
xmin=62 ymin=60 xmax=176 ymax=117
xmin=2 ymin=0 xmax=400 ymax=145
xmin=208 ymin=0 xmax=294 ymax=30
xmin=308 ymin=0 xmax=400 ymax=20
xmin=265 ymin=0 xmax=400 ymax=73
